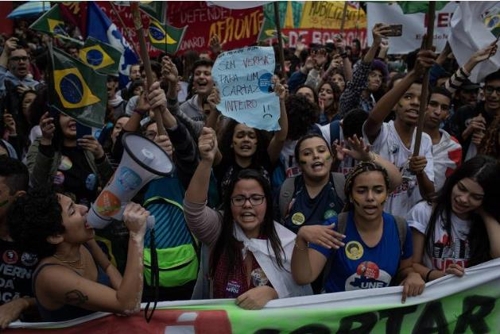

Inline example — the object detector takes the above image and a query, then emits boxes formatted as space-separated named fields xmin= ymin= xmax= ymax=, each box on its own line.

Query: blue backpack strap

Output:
xmin=329 ymin=120 xmax=341 ymax=145
xmin=393 ymin=215 xmax=408 ymax=254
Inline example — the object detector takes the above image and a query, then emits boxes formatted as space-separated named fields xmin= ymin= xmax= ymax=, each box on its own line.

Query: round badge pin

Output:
xmin=291 ymin=212 xmax=306 ymax=226
xmin=345 ymin=241 xmax=364 ymax=260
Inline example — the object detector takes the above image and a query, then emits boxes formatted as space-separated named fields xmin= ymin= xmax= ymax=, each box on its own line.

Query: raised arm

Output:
xmin=267 ymin=77 xmax=288 ymax=165
xmin=336 ymin=134 xmax=403 ymax=192
xmin=183 ymin=127 xmax=222 ymax=246
xmin=35 ymin=203 xmax=148 ymax=315
xmin=364 ymin=49 xmax=436 ymax=143
xmin=446 ymin=41 xmax=497 ymax=94
xmin=339 ymin=23 xmax=388 ymax=117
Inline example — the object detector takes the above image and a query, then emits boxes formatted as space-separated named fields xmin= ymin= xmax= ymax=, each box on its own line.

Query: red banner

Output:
xmin=283 ymin=28 xmax=367 ymax=49
xmin=167 ymin=1 xmax=264 ymax=54
xmin=6 ymin=310 xmax=232 ymax=334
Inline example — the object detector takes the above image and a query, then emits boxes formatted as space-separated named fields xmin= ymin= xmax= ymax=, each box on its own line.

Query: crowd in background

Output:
xmin=1 ymin=16 xmax=500 ymax=328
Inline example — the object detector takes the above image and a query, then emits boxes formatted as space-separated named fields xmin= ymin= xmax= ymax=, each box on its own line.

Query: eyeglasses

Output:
xmin=231 ymin=194 xmax=265 ymax=207
xmin=9 ymin=56 xmax=29 ymax=62
xmin=484 ymin=86 xmax=500 ymax=95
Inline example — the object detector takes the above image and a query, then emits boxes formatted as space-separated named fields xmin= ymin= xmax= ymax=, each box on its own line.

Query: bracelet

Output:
xmin=133 ymin=109 xmax=147 ymax=116
xmin=425 ymin=269 xmax=435 ymax=282
xmin=294 ymin=241 xmax=308 ymax=251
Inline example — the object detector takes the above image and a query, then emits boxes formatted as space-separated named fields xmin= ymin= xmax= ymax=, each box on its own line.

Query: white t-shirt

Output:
xmin=432 ymin=130 xmax=462 ymax=192
xmin=363 ymin=120 xmax=434 ymax=217
xmin=280 ymin=139 xmax=301 ymax=178
xmin=407 ymin=201 xmax=471 ymax=271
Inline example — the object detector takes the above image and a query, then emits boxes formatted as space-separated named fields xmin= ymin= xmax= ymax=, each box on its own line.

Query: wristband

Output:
xmin=167 ymin=97 xmax=177 ymax=105
xmin=133 ymin=109 xmax=147 ymax=116
xmin=425 ymin=269 xmax=435 ymax=282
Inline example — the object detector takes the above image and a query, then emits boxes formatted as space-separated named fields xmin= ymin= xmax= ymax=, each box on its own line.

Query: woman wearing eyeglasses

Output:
xmin=184 ymin=127 xmax=312 ymax=310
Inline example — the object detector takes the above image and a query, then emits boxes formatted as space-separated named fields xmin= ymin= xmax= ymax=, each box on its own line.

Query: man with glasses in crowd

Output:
xmin=445 ymin=70 xmax=500 ymax=161
xmin=0 ymin=37 xmax=39 ymax=121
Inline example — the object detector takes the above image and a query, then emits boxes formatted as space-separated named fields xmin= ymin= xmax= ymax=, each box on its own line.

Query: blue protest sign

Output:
xmin=212 ymin=46 xmax=280 ymax=131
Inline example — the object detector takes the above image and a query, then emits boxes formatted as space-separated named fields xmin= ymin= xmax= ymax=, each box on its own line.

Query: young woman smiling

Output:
xmin=407 ymin=155 xmax=500 ymax=282
xmin=291 ymin=162 xmax=424 ymax=303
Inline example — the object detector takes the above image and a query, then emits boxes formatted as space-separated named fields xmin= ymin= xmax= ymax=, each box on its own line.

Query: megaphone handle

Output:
xmin=146 ymin=216 xmax=156 ymax=230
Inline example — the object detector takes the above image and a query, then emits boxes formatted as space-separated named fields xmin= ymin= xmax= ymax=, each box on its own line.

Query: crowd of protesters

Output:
xmin=1 ymin=18 xmax=500 ymax=328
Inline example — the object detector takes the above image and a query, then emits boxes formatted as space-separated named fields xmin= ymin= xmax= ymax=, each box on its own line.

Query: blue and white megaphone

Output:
xmin=86 ymin=133 xmax=173 ymax=229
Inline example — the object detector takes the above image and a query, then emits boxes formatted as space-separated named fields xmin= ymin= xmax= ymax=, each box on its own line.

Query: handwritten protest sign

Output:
xmin=212 ymin=46 xmax=280 ymax=131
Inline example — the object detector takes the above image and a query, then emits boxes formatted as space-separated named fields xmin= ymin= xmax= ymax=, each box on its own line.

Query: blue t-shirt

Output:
xmin=310 ymin=211 xmax=413 ymax=293
xmin=283 ymin=175 xmax=344 ymax=234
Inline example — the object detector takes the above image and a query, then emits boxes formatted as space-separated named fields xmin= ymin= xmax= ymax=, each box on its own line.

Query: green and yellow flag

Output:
xmin=30 ymin=4 xmax=68 ymax=36
xmin=148 ymin=17 xmax=186 ymax=55
xmin=79 ymin=37 xmax=121 ymax=75
xmin=257 ymin=13 xmax=289 ymax=44
xmin=49 ymin=47 xmax=107 ymax=128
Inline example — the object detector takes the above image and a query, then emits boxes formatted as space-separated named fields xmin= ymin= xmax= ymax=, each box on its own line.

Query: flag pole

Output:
xmin=130 ymin=2 xmax=166 ymax=136
xmin=413 ymin=1 xmax=436 ymax=156
xmin=340 ymin=1 xmax=348 ymax=34
xmin=273 ymin=1 xmax=287 ymax=80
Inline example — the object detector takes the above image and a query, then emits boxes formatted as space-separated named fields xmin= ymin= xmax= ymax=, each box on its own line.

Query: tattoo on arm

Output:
xmin=65 ymin=290 xmax=88 ymax=306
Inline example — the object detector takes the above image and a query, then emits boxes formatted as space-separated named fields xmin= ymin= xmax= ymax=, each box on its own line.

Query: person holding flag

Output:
xmin=362 ymin=48 xmax=437 ymax=217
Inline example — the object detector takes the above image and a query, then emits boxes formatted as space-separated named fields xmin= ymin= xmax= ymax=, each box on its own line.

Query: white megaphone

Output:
xmin=87 ymin=133 xmax=173 ymax=229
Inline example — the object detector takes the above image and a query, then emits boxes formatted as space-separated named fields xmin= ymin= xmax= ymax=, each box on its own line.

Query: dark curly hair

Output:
xmin=209 ymin=169 xmax=285 ymax=280
xmin=218 ymin=119 xmax=270 ymax=169
xmin=8 ymin=187 xmax=65 ymax=259
xmin=0 ymin=155 xmax=29 ymax=195
xmin=479 ymin=114 xmax=500 ymax=159
xmin=342 ymin=108 xmax=369 ymax=139
xmin=294 ymin=84 xmax=319 ymax=104
xmin=425 ymin=155 xmax=500 ymax=267
xmin=285 ymin=94 xmax=319 ymax=141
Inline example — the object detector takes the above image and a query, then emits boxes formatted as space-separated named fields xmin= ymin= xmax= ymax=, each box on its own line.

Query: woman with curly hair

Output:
xmin=291 ymin=161 xmax=423 ymax=302
xmin=479 ymin=114 xmax=500 ymax=159
xmin=184 ymin=128 xmax=312 ymax=308
xmin=407 ymin=155 xmax=500 ymax=282
xmin=8 ymin=188 xmax=149 ymax=321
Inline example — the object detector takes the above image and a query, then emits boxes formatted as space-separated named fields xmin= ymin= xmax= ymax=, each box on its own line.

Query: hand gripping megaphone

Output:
xmin=87 ymin=133 xmax=173 ymax=229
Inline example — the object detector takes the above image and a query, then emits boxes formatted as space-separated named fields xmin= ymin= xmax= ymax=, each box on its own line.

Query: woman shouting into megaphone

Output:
xmin=8 ymin=187 xmax=150 ymax=321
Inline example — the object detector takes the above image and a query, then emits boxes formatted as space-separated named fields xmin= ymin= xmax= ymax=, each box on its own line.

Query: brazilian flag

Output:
xmin=49 ymin=47 xmax=107 ymax=128
xmin=148 ymin=17 xmax=186 ymax=55
xmin=79 ymin=37 xmax=121 ymax=75
xmin=257 ymin=13 xmax=289 ymax=44
xmin=30 ymin=4 xmax=68 ymax=37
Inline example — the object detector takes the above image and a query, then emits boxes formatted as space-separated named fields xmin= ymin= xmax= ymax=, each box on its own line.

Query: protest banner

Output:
xmin=449 ymin=2 xmax=500 ymax=83
xmin=212 ymin=46 xmax=280 ymax=132
xmin=7 ymin=258 xmax=500 ymax=333
xmin=367 ymin=2 xmax=458 ymax=55
xmin=284 ymin=1 xmax=367 ymax=49
xmin=167 ymin=1 xmax=264 ymax=54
